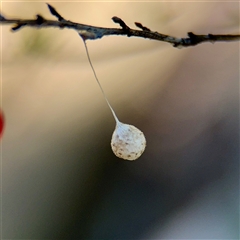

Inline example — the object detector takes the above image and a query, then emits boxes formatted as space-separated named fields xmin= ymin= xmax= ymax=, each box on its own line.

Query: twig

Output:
xmin=0 ymin=3 xmax=239 ymax=48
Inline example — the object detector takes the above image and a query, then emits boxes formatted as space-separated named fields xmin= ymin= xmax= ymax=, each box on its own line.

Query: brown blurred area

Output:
xmin=1 ymin=2 xmax=239 ymax=239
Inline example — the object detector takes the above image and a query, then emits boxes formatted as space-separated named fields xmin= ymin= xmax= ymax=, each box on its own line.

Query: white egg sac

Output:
xmin=111 ymin=122 xmax=146 ymax=161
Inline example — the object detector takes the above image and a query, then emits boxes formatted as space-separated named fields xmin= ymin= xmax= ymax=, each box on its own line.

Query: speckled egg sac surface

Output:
xmin=111 ymin=122 xmax=146 ymax=161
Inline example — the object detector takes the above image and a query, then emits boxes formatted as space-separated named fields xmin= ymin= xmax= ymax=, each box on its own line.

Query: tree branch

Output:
xmin=0 ymin=3 xmax=239 ymax=48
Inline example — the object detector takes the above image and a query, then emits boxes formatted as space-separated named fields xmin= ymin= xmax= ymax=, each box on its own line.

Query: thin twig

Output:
xmin=0 ymin=3 xmax=239 ymax=48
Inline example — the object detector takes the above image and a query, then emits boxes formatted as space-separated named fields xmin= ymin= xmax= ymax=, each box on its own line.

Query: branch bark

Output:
xmin=0 ymin=3 xmax=239 ymax=48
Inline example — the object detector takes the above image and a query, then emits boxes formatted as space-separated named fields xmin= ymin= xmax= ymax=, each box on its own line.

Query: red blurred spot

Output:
xmin=0 ymin=111 xmax=4 ymax=138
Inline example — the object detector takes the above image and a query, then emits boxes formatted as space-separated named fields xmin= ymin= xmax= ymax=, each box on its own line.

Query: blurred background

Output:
xmin=1 ymin=1 xmax=239 ymax=239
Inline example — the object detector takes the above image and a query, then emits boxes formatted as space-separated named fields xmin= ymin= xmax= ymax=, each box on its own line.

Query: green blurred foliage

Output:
xmin=20 ymin=30 xmax=51 ymax=56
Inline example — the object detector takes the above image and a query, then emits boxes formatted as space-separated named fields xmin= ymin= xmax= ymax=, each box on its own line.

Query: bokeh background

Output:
xmin=1 ymin=1 xmax=239 ymax=239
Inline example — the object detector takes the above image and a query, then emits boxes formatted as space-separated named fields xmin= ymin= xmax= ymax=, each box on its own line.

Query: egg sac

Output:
xmin=111 ymin=122 xmax=146 ymax=160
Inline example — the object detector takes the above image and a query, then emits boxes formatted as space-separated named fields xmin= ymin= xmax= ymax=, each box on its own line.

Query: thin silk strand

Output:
xmin=82 ymin=39 xmax=119 ymax=124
